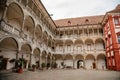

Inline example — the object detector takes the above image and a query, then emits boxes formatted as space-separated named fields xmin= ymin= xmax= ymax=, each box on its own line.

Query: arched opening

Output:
xmin=33 ymin=48 xmax=40 ymax=69
xmin=85 ymin=54 xmax=95 ymax=70
xmin=65 ymin=40 xmax=73 ymax=53
xmin=56 ymin=40 xmax=64 ymax=53
xmin=95 ymin=38 xmax=105 ymax=51
xmin=77 ymin=60 xmax=84 ymax=69
xmin=43 ymin=31 xmax=48 ymax=46
xmin=47 ymin=53 xmax=51 ymax=69
xmin=97 ymin=54 xmax=106 ymax=70
xmin=85 ymin=39 xmax=94 ymax=51
xmin=35 ymin=25 xmax=42 ymax=42
xmin=23 ymin=16 xmax=35 ymax=39
xmin=41 ymin=51 xmax=47 ymax=68
xmin=0 ymin=37 xmax=18 ymax=70
xmin=6 ymin=3 xmax=24 ymax=31
xmin=74 ymin=39 xmax=84 ymax=53
xmin=64 ymin=54 xmax=73 ymax=68
xmin=75 ymin=54 xmax=84 ymax=69
xmin=54 ymin=54 xmax=63 ymax=68
xmin=21 ymin=44 xmax=32 ymax=69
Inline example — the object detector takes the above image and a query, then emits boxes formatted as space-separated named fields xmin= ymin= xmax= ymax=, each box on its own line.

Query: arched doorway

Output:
xmin=0 ymin=37 xmax=18 ymax=70
xmin=77 ymin=60 xmax=84 ymax=69
xmin=54 ymin=54 xmax=63 ymax=69
xmin=21 ymin=44 xmax=32 ymax=69
xmin=64 ymin=54 xmax=73 ymax=68
xmin=97 ymin=54 xmax=106 ymax=70
xmin=33 ymin=48 xmax=40 ymax=69
xmin=85 ymin=54 xmax=95 ymax=70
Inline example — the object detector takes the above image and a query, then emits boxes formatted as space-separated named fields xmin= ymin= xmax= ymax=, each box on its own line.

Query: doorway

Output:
xmin=77 ymin=60 xmax=84 ymax=69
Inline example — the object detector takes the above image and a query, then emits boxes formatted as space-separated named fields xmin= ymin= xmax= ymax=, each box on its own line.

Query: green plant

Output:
xmin=41 ymin=63 xmax=46 ymax=68
xmin=32 ymin=64 xmax=36 ymax=68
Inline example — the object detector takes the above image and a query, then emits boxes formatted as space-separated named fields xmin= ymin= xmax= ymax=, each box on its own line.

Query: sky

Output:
xmin=41 ymin=0 xmax=120 ymax=20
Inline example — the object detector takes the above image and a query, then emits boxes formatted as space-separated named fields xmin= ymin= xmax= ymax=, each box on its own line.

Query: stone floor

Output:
xmin=0 ymin=69 xmax=120 ymax=80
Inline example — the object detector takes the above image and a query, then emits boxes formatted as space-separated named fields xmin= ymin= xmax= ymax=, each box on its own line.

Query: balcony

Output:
xmin=56 ymin=33 xmax=103 ymax=40
xmin=55 ymin=49 xmax=105 ymax=54
xmin=0 ymin=20 xmax=20 ymax=36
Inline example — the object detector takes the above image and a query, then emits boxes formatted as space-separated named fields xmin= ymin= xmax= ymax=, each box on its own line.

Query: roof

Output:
xmin=107 ymin=4 xmax=120 ymax=13
xmin=54 ymin=15 xmax=104 ymax=27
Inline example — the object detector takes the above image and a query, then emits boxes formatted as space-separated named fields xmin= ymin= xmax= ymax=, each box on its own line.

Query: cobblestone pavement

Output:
xmin=0 ymin=69 xmax=120 ymax=80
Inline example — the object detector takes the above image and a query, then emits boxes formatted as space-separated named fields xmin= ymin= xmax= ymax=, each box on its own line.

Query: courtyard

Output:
xmin=0 ymin=69 xmax=120 ymax=80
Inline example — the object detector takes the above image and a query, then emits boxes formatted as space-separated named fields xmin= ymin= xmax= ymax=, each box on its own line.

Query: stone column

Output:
xmin=45 ymin=55 xmax=48 ymax=69
xmin=84 ymin=59 xmax=86 ymax=69
xmin=47 ymin=37 xmax=49 ymax=49
xmin=16 ymin=50 xmax=20 ymax=60
xmin=39 ymin=54 xmax=41 ymax=68
xmin=50 ymin=56 xmax=52 ymax=69
xmin=97 ymin=28 xmax=99 ymax=36
xmin=73 ymin=56 xmax=75 ymax=69
xmin=29 ymin=53 xmax=32 ymax=68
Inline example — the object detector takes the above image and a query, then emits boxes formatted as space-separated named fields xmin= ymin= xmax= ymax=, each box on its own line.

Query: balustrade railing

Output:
xmin=56 ymin=33 xmax=103 ymax=39
xmin=1 ymin=20 xmax=20 ymax=36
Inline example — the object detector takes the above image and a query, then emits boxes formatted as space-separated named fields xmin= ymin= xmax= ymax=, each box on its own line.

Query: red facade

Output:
xmin=103 ymin=14 xmax=120 ymax=71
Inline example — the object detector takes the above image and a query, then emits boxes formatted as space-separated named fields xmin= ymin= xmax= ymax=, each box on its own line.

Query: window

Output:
xmin=87 ymin=44 xmax=91 ymax=51
xmin=117 ymin=36 xmax=120 ymax=43
xmin=67 ymin=45 xmax=71 ymax=51
xmin=59 ymin=45 xmax=62 ymax=51
xmin=112 ymin=58 xmax=115 ymax=66
xmin=114 ymin=18 xmax=119 ymax=25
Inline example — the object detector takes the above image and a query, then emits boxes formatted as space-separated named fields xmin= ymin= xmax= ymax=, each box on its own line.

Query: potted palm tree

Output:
xmin=41 ymin=63 xmax=46 ymax=70
xmin=32 ymin=64 xmax=36 ymax=71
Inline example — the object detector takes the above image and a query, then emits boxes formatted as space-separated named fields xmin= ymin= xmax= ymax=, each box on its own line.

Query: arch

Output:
xmin=65 ymin=39 xmax=73 ymax=45
xmin=97 ymin=54 xmax=106 ymax=70
xmin=64 ymin=54 xmax=73 ymax=68
xmin=23 ymin=16 xmax=35 ymax=37
xmin=75 ymin=54 xmax=84 ymax=69
xmin=41 ymin=50 xmax=47 ymax=59
xmin=35 ymin=25 xmax=42 ymax=40
xmin=0 ymin=37 xmax=19 ymax=70
xmin=47 ymin=52 xmax=51 ymax=60
xmin=21 ymin=44 xmax=32 ymax=54
xmin=74 ymin=39 xmax=84 ymax=52
xmin=6 ymin=3 xmax=24 ymax=30
xmin=74 ymin=39 xmax=83 ymax=44
xmin=33 ymin=48 xmax=40 ymax=67
xmin=75 ymin=54 xmax=84 ymax=60
xmin=43 ymin=31 xmax=48 ymax=44
xmin=54 ymin=54 xmax=63 ymax=60
xmin=85 ymin=38 xmax=94 ymax=51
xmin=0 ymin=37 xmax=18 ymax=51
xmin=33 ymin=48 xmax=40 ymax=56
xmin=56 ymin=40 xmax=64 ymax=45
xmin=85 ymin=38 xmax=94 ymax=44
xmin=95 ymin=38 xmax=105 ymax=51
xmin=64 ymin=54 xmax=73 ymax=60
xmin=85 ymin=54 xmax=95 ymax=70
xmin=55 ymin=54 xmax=63 ymax=69
xmin=41 ymin=50 xmax=47 ymax=64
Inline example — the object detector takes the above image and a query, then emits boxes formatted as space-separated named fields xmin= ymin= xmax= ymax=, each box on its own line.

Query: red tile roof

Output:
xmin=54 ymin=15 xmax=104 ymax=27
